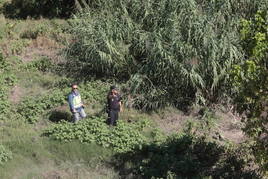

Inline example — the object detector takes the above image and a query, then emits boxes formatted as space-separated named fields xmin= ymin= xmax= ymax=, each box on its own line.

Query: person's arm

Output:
xmin=68 ymin=94 xmax=76 ymax=112
xmin=106 ymin=93 xmax=111 ymax=112
xmin=119 ymin=101 xmax=123 ymax=112
xmin=118 ymin=95 xmax=123 ymax=112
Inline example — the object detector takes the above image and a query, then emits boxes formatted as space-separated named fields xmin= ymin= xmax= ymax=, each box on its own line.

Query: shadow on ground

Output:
xmin=112 ymin=134 xmax=260 ymax=179
xmin=48 ymin=109 xmax=72 ymax=123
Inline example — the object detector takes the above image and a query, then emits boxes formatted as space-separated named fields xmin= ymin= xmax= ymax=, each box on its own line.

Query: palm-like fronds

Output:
xmin=64 ymin=0 xmax=267 ymax=109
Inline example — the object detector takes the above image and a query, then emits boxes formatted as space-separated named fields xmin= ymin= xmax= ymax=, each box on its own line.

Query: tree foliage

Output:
xmin=3 ymin=0 xmax=75 ymax=19
xmin=64 ymin=0 xmax=267 ymax=110
xmin=232 ymin=10 xmax=268 ymax=173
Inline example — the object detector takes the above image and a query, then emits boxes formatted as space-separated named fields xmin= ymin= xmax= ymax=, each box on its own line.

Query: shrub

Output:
xmin=3 ymin=0 xmax=75 ymax=19
xmin=113 ymin=134 xmax=260 ymax=178
xmin=44 ymin=116 xmax=148 ymax=153
xmin=0 ymin=145 xmax=12 ymax=165
xmin=231 ymin=10 xmax=268 ymax=173
xmin=9 ymin=39 xmax=30 ymax=55
xmin=0 ymin=52 xmax=16 ymax=120
xmin=23 ymin=57 xmax=54 ymax=72
xmin=17 ymin=89 xmax=67 ymax=123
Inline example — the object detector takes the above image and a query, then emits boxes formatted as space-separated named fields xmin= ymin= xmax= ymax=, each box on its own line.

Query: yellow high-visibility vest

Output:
xmin=73 ymin=94 xmax=82 ymax=108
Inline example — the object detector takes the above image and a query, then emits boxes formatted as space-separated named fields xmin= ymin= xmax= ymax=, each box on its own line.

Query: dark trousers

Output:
xmin=108 ymin=109 xmax=119 ymax=126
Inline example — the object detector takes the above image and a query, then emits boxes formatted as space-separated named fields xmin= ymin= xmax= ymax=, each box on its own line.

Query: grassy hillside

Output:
xmin=0 ymin=1 xmax=266 ymax=178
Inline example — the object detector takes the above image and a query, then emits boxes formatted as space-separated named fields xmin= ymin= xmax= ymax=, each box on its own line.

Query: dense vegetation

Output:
xmin=64 ymin=0 xmax=268 ymax=110
xmin=0 ymin=0 xmax=267 ymax=178
xmin=232 ymin=10 xmax=268 ymax=172
xmin=2 ymin=0 xmax=75 ymax=18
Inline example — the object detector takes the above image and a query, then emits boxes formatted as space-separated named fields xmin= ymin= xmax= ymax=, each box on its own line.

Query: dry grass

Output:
xmin=0 ymin=17 xmax=68 ymax=60
xmin=148 ymin=106 xmax=246 ymax=144
xmin=151 ymin=107 xmax=189 ymax=134
xmin=214 ymin=110 xmax=246 ymax=143
xmin=9 ymin=85 xmax=23 ymax=104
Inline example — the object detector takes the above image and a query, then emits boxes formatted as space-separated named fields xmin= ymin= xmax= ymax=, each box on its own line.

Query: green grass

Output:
xmin=0 ymin=35 xmax=119 ymax=177
xmin=13 ymin=69 xmax=68 ymax=101
xmin=0 ymin=119 xmax=118 ymax=179
xmin=0 ymin=153 xmax=118 ymax=179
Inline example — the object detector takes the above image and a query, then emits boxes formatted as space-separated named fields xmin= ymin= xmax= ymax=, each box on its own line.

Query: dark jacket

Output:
xmin=107 ymin=93 xmax=121 ymax=111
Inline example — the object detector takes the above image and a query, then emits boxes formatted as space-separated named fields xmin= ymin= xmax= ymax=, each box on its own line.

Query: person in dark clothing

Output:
xmin=106 ymin=85 xmax=122 ymax=126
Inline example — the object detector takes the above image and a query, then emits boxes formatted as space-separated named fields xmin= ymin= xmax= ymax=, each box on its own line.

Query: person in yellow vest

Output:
xmin=68 ymin=84 xmax=86 ymax=123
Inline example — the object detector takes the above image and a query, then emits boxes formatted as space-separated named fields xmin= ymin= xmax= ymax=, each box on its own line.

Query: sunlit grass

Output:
xmin=0 ymin=118 xmax=118 ymax=179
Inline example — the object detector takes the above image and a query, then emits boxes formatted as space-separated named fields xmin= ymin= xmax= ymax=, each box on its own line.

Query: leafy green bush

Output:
xmin=9 ymin=39 xmax=30 ymax=55
xmin=17 ymin=89 xmax=67 ymax=123
xmin=44 ymin=116 xmax=148 ymax=153
xmin=23 ymin=57 xmax=54 ymax=72
xmin=0 ymin=52 xmax=16 ymax=120
xmin=0 ymin=145 xmax=12 ymax=165
xmin=0 ymin=52 xmax=9 ymax=70
xmin=231 ymin=10 xmax=268 ymax=173
xmin=0 ymin=72 xmax=16 ymax=120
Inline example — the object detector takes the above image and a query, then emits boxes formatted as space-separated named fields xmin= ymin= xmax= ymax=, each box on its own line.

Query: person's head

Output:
xmin=71 ymin=84 xmax=78 ymax=92
xmin=110 ymin=85 xmax=118 ymax=94
xmin=111 ymin=88 xmax=118 ymax=95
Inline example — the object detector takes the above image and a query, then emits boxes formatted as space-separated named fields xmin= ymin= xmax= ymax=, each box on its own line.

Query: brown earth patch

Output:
xmin=154 ymin=107 xmax=246 ymax=144
xmin=42 ymin=170 xmax=68 ymax=179
xmin=215 ymin=111 xmax=246 ymax=143
xmin=20 ymin=36 xmax=64 ymax=63
xmin=155 ymin=114 xmax=189 ymax=134
xmin=9 ymin=85 xmax=23 ymax=104
xmin=152 ymin=108 xmax=189 ymax=134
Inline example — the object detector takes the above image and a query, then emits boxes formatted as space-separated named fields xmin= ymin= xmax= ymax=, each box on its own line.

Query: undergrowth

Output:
xmin=16 ymin=80 xmax=110 ymax=123
xmin=0 ymin=145 xmax=12 ymax=165
xmin=44 ymin=117 xmax=150 ymax=153
xmin=0 ymin=53 xmax=17 ymax=120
